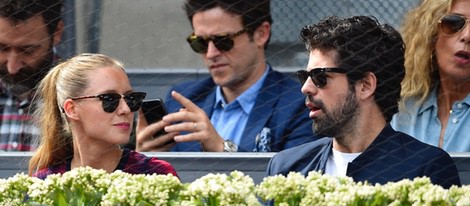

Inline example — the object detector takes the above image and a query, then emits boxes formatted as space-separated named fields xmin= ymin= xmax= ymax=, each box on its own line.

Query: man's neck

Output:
xmin=333 ymin=106 xmax=387 ymax=153
xmin=221 ymin=63 xmax=267 ymax=103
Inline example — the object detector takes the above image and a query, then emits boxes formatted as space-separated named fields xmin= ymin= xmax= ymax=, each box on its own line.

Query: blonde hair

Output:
xmin=28 ymin=53 xmax=126 ymax=175
xmin=399 ymin=0 xmax=453 ymax=109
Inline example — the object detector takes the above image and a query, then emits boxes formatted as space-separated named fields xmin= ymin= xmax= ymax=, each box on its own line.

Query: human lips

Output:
xmin=455 ymin=50 xmax=470 ymax=65
xmin=305 ymin=100 xmax=322 ymax=119
xmin=114 ymin=122 xmax=131 ymax=130
xmin=209 ymin=63 xmax=228 ymax=70
xmin=208 ymin=63 xmax=230 ymax=77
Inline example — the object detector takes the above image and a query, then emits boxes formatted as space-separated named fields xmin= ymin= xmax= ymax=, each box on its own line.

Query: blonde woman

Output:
xmin=28 ymin=53 xmax=178 ymax=179
xmin=391 ymin=0 xmax=470 ymax=152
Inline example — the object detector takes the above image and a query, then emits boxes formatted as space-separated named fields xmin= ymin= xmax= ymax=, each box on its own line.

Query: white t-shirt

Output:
xmin=325 ymin=148 xmax=361 ymax=177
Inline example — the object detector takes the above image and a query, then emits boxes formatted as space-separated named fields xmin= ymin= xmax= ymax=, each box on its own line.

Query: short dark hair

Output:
xmin=0 ymin=0 xmax=63 ymax=36
xmin=184 ymin=0 xmax=272 ymax=38
xmin=300 ymin=16 xmax=405 ymax=122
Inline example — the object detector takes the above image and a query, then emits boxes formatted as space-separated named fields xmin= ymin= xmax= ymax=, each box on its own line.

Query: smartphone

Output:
xmin=141 ymin=98 xmax=168 ymax=136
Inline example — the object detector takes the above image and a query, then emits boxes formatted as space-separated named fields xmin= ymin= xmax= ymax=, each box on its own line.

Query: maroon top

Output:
xmin=33 ymin=149 xmax=178 ymax=179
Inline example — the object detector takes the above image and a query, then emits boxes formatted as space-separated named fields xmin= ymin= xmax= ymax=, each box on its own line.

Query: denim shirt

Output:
xmin=391 ymin=87 xmax=470 ymax=152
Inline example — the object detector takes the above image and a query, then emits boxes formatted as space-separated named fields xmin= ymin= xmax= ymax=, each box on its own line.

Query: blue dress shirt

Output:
xmin=211 ymin=68 xmax=268 ymax=145
xmin=391 ymin=87 xmax=470 ymax=152
xmin=165 ymin=65 xmax=318 ymax=152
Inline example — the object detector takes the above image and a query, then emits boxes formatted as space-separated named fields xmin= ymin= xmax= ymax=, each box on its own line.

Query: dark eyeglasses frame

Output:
xmin=186 ymin=28 xmax=247 ymax=53
xmin=70 ymin=92 xmax=147 ymax=113
xmin=438 ymin=14 xmax=469 ymax=36
xmin=297 ymin=68 xmax=349 ymax=88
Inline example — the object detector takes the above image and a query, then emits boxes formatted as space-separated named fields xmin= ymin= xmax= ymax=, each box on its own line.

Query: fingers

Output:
xmin=163 ymin=91 xmax=204 ymax=124
xmin=165 ymin=121 xmax=204 ymax=136
xmin=136 ymin=109 xmax=148 ymax=132
xmin=136 ymin=119 xmax=161 ymax=143
xmin=137 ymin=132 xmax=177 ymax=152
xmin=163 ymin=90 xmax=224 ymax=151
xmin=163 ymin=112 xmax=213 ymax=144
xmin=136 ymin=119 xmax=174 ymax=151
xmin=165 ymin=120 xmax=224 ymax=152
xmin=171 ymin=91 xmax=204 ymax=113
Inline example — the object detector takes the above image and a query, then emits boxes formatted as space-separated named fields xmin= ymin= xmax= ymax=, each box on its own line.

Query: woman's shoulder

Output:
xmin=32 ymin=162 xmax=68 ymax=179
xmin=122 ymin=149 xmax=178 ymax=177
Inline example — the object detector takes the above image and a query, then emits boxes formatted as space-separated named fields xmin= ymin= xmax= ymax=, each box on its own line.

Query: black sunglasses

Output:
xmin=186 ymin=28 xmax=247 ymax=53
xmin=438 ymin=14 xmax=469 ymax=35
xmin=70 ymin=92 xmax=146 ymax=113
xmin=297 ymin=68 xmax=348 ymax=88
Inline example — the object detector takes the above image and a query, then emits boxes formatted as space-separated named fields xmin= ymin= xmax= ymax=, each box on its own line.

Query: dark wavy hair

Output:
xmin=184 ymin=0 xmax=272 ymax=44
xmin=300 ymin=16 xmax=405 ymax=122
xmin=0 ymin=0 xmax=63 ymax=36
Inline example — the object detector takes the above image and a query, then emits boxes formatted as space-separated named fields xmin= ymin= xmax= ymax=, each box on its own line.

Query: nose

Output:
xmin=117 ymin=98 xmax=132 ymax=114
xmin=461 ymin=21 xmax=470 ymax=44
xmin=6 ymin=51 xmax=24 ymax=74
xmin=301 ymin=77 xmax=318 ymax=96
xmin=205 ymin=41 xmax=222 ymax=59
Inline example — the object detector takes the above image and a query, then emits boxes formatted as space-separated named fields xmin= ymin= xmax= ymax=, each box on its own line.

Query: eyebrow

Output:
xmin=194 ymin=28 xmax=246 ymax=38
xmin=0 ymin=43 xmax=41 ymax=50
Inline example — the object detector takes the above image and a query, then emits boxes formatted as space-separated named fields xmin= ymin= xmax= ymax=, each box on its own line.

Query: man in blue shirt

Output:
xmin=265 ymin=16 xmax=460 ymax=189
xmin=135 ymin=0 xmax=318 ymax=152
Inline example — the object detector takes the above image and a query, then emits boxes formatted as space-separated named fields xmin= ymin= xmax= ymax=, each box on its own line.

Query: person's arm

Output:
xmin=424 ymin=152 xmax=461 ymax=189
xmin=135 ymin=109 xmax=177 ymax=152
xmin=162 ymin=91 xmax=225 ymax=152
xmin=136 ymin=90 xmax=226 ymax=152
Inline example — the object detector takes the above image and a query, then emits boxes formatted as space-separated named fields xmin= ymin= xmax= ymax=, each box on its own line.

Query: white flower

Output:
xmin=0 ymin=168 xmax=467 ymax=205
xmin=256 ymin=171 xmax=307 ymax=205
xmin=0 ymin=173 xmax=34 ymax=205
xmin=100 ymin=171 xmax=182 ymax=205
xmin=449 ymin=185 xmax=470 ymax=206
xmin=183 ymin=171 xmax=260 ymax=205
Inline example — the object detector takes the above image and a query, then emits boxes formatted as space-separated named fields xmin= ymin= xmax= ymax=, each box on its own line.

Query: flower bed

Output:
xmin=0 ymin=167 xmax=469 ymax=205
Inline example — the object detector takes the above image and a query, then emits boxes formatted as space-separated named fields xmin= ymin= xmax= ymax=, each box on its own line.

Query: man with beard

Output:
xmin=265 ymin=16 xmax=460 ymax=189
xmin=0 ymin=0 xmax=63 ymax=151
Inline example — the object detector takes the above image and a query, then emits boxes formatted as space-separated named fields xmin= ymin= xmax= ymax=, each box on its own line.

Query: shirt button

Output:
xmin=457 ymin=103 xmax=462 ymax=109
xmin=452 ymin=118 xmax=458 ymax=124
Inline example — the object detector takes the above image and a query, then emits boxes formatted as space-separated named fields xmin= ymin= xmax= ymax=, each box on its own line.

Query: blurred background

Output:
xmin=58 ymin=0 xmax=420 ymax=98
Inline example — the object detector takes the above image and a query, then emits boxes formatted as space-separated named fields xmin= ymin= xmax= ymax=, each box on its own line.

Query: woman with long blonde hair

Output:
xmin=391 ymin=0 xmax=470 ymax=152
xmin=28 ymin=53 xmax=178 ymax=178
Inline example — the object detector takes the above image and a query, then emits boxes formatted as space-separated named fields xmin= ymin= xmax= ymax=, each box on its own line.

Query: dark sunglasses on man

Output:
xmin=438 ymin=14 xmax=469 ymax=35
xmin=186 ymin=28 xmax=247 ymax=53
xmin=70 ymin=92 xmax=147 ymax=113
xmin=297 ymin=68 xmax=348 ymax=88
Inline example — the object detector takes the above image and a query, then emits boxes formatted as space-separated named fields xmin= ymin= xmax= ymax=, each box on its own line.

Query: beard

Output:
xmin=0 ymin=50 xmax=53 ymax=97
xmin=310 ymin=87 xmax=359 ymax=138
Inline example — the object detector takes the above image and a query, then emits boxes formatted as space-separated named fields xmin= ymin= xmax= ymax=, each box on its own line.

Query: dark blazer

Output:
xmin=266 ymin=125 xmax=461 ymax=189
xmin=164 ymin=66 xmax=318 ymax=152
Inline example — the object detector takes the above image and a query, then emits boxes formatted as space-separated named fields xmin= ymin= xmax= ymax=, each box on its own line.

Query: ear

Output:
xmin=63 ymin=99 xmax=80 ymax=120
xmin=52 ymin=20 xmax=64 ymax=46
xmin=254 ymin=21 xmax=271 ymax=47
xmin=356 ymin=72 xmax=377 ymax=100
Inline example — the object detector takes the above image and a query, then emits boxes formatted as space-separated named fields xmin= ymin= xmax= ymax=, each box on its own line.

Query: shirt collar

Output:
xmin=418 ymin=86 xmax=470 ymax=115
xmin=462 ymin=89 xmax=470 ymax=106
xmin=417 ymin=86 xmax=438 ymax=115
xmin=214 ymin=65 xmax=270 ymax=113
